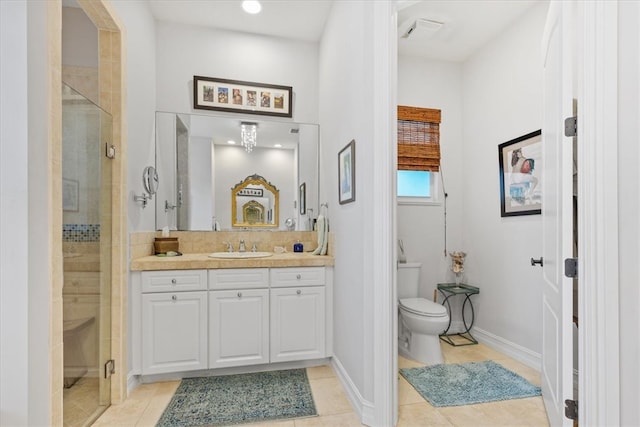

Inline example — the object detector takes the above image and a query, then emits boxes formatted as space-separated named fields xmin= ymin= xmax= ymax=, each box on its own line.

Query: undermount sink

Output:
xmin=208 ymin=251 xmax=273 ymax=259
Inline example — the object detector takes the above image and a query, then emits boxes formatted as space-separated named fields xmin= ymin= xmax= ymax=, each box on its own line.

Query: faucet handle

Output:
xmin=223 ymin=241 xmax=233 ymax=252
xmin=251 ymin=243 xmax=257 ymax=252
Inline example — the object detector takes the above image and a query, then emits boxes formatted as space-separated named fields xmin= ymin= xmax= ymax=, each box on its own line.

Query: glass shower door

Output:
xmin=62 ymin=83 xmax=112 ymax=426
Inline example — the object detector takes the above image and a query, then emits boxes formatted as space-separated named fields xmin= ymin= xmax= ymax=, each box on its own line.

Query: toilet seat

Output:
xmin=399 ymin=298 xmax=447 ymax=317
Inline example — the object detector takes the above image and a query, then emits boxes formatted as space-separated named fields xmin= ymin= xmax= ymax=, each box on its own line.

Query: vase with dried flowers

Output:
xmin=449 ymin=251 xmax=467 ymax=285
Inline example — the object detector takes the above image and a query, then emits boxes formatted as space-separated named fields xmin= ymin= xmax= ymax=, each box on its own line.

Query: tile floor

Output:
xmin=63 ymin=377 xmax=104 ymax=427
xmin=91 ymin=342 xmax=550 ymax=426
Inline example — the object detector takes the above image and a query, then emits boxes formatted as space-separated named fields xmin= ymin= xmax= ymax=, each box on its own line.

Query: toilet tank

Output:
xmin=397 ymin=262 xmax=422 ymax=300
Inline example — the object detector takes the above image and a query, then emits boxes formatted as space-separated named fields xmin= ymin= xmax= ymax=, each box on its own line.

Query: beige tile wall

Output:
xmin=53 ymin=0 xmax=127 ymax=424
xmin=50 ymin=1 xmax=64 ymax=424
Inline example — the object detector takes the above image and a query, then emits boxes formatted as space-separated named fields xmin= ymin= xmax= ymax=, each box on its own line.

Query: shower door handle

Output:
xmin=105 ymin=143 xmax=116 ymax=159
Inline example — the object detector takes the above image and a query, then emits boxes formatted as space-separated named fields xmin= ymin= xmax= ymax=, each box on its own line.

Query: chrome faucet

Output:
xmin=239 ymin=240 xmax=246 ymax=252
xmin=223 ymin=241 xmax=233 ymax=252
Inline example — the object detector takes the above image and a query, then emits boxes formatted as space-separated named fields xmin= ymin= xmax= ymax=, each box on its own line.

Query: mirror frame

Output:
xmin=231 ymin=174 xmax=279 ymax=228
xmin=142 ymin=166 xmax=159 ymax=196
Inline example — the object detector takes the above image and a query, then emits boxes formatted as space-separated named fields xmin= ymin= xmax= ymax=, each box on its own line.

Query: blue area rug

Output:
xmin=156 ymin=369 xmax=317 ymax=426
xmin=400 ymin=360 xmax=541 ymax=407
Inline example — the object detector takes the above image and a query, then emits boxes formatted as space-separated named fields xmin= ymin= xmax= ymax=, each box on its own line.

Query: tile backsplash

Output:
xmin=129 ymin=231 xmax=334 ymax=260
xmin=63 ymin=224 xmax=100 ymax=242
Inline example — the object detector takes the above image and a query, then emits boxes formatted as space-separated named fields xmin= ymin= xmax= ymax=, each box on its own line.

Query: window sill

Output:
xmin=397 ymin=197 xmax=442 ymax=206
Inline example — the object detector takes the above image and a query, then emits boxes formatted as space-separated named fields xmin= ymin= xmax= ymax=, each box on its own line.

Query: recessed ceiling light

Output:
xmin=227 ymin=140 xmax=236 ymax=145
xmin=242 ymin=0 xmax=261 ymax=14
xmin=274 ymin=143 xmax=282 ymax=148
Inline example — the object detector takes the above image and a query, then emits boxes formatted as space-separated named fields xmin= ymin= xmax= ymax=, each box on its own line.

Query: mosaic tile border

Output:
xmin=63 ymin=224 xmax=100 ymax=242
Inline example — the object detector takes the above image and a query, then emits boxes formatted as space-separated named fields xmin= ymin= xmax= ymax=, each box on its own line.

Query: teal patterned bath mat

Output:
xmin=156 ymin=369 xmax=317 ymax=426
xmin=400 ymin=360 xmax=541 ymax=407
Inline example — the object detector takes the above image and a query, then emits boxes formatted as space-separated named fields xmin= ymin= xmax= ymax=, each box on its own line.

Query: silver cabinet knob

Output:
xmin=296 ymin=289 xmax=302 ymax=295
xmin=171 ymin=295 xmax=177 ymax=301
xmin=296 ymin=274 xmax=301 ymax=280
xmin=171 ymin=278 xmax=177 ymax=284
xmin=237 ymin=292 xmax=242 ymax=298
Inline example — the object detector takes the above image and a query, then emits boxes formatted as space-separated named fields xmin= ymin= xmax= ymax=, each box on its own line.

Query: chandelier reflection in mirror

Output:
xmin=240 ymin=122 xmax=258 ymax=153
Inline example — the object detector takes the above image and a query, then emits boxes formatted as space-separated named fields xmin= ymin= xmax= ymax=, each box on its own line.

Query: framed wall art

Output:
xmin=193 ymin=76 xmax=292 ymax=118
xmin=338 ymin=139 xmax=355 ymax=205
xmin=498 ymin=129 xmax=542 ymax=217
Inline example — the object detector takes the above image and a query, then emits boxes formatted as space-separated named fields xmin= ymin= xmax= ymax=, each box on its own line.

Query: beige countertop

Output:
xmin=130 ymin=252 xmax=334 ymax=271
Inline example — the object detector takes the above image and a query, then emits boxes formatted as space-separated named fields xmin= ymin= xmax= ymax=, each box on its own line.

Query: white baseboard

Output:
xmin=471 ymin=326 xmax=542 ymax=371
xmin=331 ymin=356 xmax=374 ymax=426
xmin=127 ymin=372 xmax=140 ymax=395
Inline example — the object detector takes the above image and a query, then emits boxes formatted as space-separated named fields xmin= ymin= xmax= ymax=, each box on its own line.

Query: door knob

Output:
xmin=531 ymin=257 xmax=544 ymax=267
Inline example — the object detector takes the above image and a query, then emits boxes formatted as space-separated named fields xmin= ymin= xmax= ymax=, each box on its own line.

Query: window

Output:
xmin=397 ymin=170 xmax=439 ymax=204
xmin=397 ymin=105 xmax=441 ymax=204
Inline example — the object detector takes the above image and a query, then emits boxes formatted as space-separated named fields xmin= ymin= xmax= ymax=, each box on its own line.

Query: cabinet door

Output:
xmin=141 ymin=291 xmax=207 ymax=375
xmin=209 ymin=289 xmax=269 ymax=368
xmin=270 ymin=286 xmax=325 ymax=362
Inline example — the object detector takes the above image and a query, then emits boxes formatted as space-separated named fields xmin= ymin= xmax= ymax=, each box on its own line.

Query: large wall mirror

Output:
xmin=155 ymin=112 xmax=319 ymax=231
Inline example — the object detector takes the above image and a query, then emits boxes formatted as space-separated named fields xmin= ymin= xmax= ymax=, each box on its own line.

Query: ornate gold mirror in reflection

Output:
xmin=231 ymin=174 xmax=279 ymax=228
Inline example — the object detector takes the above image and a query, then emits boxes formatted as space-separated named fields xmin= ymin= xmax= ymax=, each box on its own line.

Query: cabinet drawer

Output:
xmin=141 ymin=270 xmax=207 ymax=293
xmin=270 ymin=267 xmax=325 ymax=288
xmin=209 ymin=268 xmax=269 ymax=290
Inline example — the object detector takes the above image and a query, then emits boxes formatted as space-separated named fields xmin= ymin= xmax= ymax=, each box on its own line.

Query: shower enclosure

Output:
xmin=62 ymin=83 xmax=112 ymax=426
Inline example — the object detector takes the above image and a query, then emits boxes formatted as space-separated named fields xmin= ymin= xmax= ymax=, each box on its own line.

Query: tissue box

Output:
xmin=154 ymin=237 xmax=179 ymax=254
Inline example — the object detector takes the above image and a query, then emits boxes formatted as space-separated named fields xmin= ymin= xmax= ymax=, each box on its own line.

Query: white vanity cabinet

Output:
xmin=132 ymin=264 xmax=332 ymax=377
xmin=140 ymin=270 xmax=208 ymax=375
xmin=270 ymin=267 xmax=326 ymax=363
xmin=208 ymin=269 xmax=269 ymax=368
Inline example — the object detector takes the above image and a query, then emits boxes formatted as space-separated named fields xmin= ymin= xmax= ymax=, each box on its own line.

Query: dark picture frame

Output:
xmin=193 ymin=76 xmax=292 ymax=118
xmin=498 ymin=130 xmax=542 ymax=217
xmin=338 ymin=139 xmax=355 ymax=205
xmin=299 ymin=182 xmax=306 ymax=215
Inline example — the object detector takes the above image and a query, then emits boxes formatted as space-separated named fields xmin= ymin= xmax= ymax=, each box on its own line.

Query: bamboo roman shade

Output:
xmin=397 ymin=105 xmax=441 ymax=172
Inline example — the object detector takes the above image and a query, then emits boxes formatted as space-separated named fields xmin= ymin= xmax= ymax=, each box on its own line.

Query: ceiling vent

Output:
xmin=403 ymin=18 xmax=444 ymax=39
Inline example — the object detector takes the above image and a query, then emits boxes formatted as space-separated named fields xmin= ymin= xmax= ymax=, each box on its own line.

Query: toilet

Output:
xmin=397 ymin=262 xmax=449 ymax=365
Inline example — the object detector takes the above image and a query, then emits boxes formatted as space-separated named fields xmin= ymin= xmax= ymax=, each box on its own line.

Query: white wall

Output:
xmin=155 ymin=21 xmax=319 ymax=124
xmin=617 ymin=1 xmax=640 ymax=424
xmin=109 ymin=0 xmax=157 ymax=380
xmin=319 ymin=0 xmax=377 ymax=410
xmin=397 ymin=57 xmax=464 ymax=299
xmin=461 ymin=2 xmax=548 ymax=355
xmin=213 ymin=145 xmax=295 ymax=230
xmin=0 ymin=2 xmax=30 ymax=424
xmin=110 ymin=1 xmax=157 ymax=233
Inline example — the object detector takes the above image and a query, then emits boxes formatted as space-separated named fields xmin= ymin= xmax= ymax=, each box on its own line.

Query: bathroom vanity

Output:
xmin=130 ymin=250 xmax=333 ymax=380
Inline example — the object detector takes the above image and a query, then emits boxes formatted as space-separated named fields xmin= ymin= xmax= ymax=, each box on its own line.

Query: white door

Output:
xmin=541 ymin=1 xmax=574 ymax=425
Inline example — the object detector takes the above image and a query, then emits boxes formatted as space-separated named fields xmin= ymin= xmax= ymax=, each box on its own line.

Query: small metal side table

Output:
xmin=437 ymin=283 xmax=480 ymax=346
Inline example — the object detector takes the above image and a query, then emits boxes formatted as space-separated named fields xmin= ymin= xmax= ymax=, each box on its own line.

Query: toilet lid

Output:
xmin=399 ymin=298 xmax=448 ymax=317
